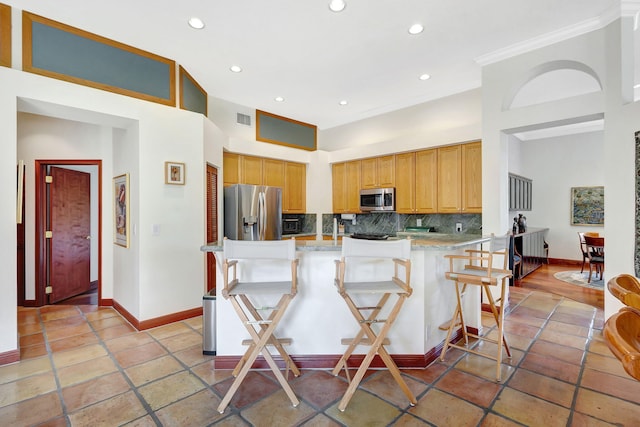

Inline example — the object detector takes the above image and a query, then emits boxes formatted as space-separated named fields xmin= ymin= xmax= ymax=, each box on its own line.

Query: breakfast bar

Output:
xmin=201 ymin=234 xmax=490 ymax=368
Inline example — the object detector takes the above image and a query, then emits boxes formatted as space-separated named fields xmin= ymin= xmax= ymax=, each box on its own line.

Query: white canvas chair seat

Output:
xmin=332 ymin=237 xmax=416 ymax=411
xmin=440 ymin=233 xmax=513 ymax=382
xmin=217 ymin=238 xmax=300 ymax=414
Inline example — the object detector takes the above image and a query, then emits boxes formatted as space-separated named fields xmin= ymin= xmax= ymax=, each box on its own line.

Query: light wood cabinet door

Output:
xmin=345 ymin=160 xmax=361 ymax=213
xmin=263 ymin=158 xmax=285 ymax=188
xmin=415 ymin=149 xmax=438 ymax=213
xmin=461 ymin=141 xmax=482 ymax=213
xmin=378 ymin=155 xmax=395 ymax=187
xmin=361 ymin=155 xmax=395 ymax=188
xmin=332 ymin=163 xmax=347 ymax=213
xmin=284 ymin=162 xmax=306 ymax=213
xmin=395 ymin=152 xmax=415 ymax=213
xmin=223 ymin=152 xmax=240 ymax=186
xmin=437 ymin=145 xmax=462 ymax=213
xmin=360 ymin=158 xmax=377 ymax=189
xmin=241 ymin=155 xmax=263 ymax=185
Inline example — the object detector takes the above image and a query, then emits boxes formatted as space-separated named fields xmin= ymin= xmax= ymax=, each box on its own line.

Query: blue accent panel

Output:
xmin=31 ymin=21 xmax=171 ymax=100
xmin=181 ymin=73 xmax=207 ymax=115
xmin=258 ymin=113 xmax=316 ymax=150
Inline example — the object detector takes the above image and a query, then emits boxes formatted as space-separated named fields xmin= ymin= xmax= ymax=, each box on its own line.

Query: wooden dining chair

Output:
xmin=603 ymin=306 xmax=640 ymax=381
xmin=584 ymin=235 xmax=604 ymax=283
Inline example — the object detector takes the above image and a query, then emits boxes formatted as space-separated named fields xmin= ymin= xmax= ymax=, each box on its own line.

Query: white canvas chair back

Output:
xmin=223 ymin=238 xmax=296 ymax=261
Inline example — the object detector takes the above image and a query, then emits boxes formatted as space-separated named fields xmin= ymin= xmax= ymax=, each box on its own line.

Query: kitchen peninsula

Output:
xmin=201 ymin=234 xmax=490 ymax=368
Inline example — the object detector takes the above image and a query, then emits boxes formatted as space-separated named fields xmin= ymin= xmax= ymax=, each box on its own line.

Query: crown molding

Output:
xmin=475 ymin=3 xmax=638 ymax=67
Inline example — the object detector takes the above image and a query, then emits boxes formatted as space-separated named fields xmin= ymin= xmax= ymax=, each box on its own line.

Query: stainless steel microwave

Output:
xmin=359 ymin=187 xmax=395 ymax=212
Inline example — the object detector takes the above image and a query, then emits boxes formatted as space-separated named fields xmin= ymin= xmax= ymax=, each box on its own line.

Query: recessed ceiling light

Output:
xmin=229 ymin=65 xmax=242 ymax=73
xmin=339 ymin=100 xmax=348 ymax=106
xmin=188 ymin=17 xmax=205 ymax=30
xmin=329 ymin=0 xmax=346 ymax=12
xmin=419 ymin=73 xmax=431 ymax=81
xmin=275 ymin=96 xmax=285 ymax=102
xmin=408 ymin=23 xmax=424 ymax=35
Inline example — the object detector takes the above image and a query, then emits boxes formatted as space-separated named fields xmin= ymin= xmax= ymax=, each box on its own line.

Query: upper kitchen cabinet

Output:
xmin=361 ymin=155 xmax=395 ymax=189
xmin=263 ymin=158 xmax=285 ymax=188
xmin=437 ymin=141 xmax=482 ymax=213
xmin=394 ymin=152 xmax=416 ymax=213
xmin=223 ymin=152 xmax=240 ymax=186
xmin=415 ymin=149 xmax=438 ymax=213
xmin=223 ymin=152 xmax=307 ymax=213
xmin=332 ymin=160 xmax=361 ymax=213
xmin=241 ymin=155 xmax=263 ymax=185
xmin=284 ymin=162 xmax=306 ymax=213
xmin=461 ymin=141 xmax=482 ymax=213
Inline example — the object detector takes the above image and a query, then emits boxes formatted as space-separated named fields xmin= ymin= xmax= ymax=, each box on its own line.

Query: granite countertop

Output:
xmin=202 ymin=233 xmax=488 ymax=252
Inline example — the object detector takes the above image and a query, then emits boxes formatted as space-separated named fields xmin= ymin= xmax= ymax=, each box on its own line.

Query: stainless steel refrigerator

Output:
xmin=224 ymin=184 xmax=282 ymax=240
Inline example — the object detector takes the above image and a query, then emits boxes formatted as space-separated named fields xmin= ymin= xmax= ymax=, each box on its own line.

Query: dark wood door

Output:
xmin=49 ymin=167 xmax=91 ymax=303
xmin=206 ymin=165 xmax=218 ymax=292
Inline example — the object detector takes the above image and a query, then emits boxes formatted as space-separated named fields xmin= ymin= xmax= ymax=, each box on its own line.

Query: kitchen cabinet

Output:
xmin=241 ymin=155 xmax=263 ymax=185
xmin=284 ymin=162 xmax=306 ymax=213
xmin=223 ymin=152 xmax=240 ymax=186
xmin=394 ymin=152 xmax=416 ymax=213
xmin=223 ymin=152 xmax=306 ymax=213
xmin=437 ymin=145 xmax=461 ymax=213
xmin=263 ymin=158 xmax=285 ymax=188
xmin=361 ymin=155 xmax=395 ymax=188
xmin=462 ymin=141 xmax=482 ymax=213
xmin=395 ymin=149 xmax=437 ymax=214
xmin=415 ymin=149 xmax=438 ymax=213
xmin=332 ymin=160 xmax=361 ymax=213
xmin=437 ymin=141 xmax=481 ymax=213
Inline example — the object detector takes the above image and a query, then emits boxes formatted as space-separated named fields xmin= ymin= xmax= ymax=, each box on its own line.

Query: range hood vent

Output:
xmin=236 ymin=113 xmax=251 ymax=126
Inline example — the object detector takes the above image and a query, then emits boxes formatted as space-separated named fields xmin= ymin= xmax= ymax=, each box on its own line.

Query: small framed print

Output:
xmin=165 ymin=161 xmax=185 ymax=185
xmin=113 ymin=173 xmax=129 ymax=247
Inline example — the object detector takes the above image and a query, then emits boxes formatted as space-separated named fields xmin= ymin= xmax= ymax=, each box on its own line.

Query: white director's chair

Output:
xmin=332 ymin=236 xmax=417 ymax=411
xmin=217 ymin=238 xmax=300 ymax=414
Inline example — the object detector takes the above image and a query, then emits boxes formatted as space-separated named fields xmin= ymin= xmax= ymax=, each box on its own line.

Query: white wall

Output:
xmin=1 ymin=66 xmax=219 ymax=355
xmin=509 ymin=131 xmax=604 ymax=260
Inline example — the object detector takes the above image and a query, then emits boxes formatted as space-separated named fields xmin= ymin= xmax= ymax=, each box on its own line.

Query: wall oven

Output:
xmin=359 ymin=187 xmax=395 ymax=212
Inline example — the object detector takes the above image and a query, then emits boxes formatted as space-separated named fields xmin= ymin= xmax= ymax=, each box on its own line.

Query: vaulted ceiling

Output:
xmin=7 ymin=0 xmax=625 ymax=129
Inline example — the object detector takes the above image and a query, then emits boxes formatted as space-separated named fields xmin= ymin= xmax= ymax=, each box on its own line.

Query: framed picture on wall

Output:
xmin=165 ymin=161 xmax=185 ymax=185
xmin=114 ymin=173 xmax=129 ymax=247
xmin=570 ymin=186 xmax=604 ymax=226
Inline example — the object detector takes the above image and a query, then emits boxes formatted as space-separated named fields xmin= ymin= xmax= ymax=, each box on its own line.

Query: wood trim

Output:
xmin=0 ymin=3 xmax=11 ymax=67
xmin=22 ymin=11 xmax=176 ymax=107
xmin=215 ymin=328 xmax=470 ymax=370
xmin=256 ymin=109 xmax=317 ymax=151
xmin=112 ymin=300 xmax=203 ymax=331
xmin=99 ymin=298 xmax=113 ymax=307
xmin=0 ymin=348 xmax=20 ymax=366
xmin=179 ymin=65 xmax=208 ymax=116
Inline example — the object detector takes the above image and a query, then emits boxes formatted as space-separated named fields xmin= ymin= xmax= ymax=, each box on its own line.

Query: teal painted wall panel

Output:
xmin=258 ymin=112 xmax=316 ymax=150
xmin=31 ymin=21 xmax=171 ymax=101
xmin=181 ymin=73 xmax=207 ymax=115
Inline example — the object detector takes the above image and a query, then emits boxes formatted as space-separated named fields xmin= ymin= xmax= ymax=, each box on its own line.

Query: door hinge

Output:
xmin=45 ymin=231 xmax=53 ymax=238
xmin=45 ymin=285 xmax=52 ymax=294
xmin=45 ymin=175 xmax=53 ymax=184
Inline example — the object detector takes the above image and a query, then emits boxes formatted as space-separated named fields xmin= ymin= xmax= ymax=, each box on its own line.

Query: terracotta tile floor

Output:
xmin=4 ymin=287 xmax=640 ymax=426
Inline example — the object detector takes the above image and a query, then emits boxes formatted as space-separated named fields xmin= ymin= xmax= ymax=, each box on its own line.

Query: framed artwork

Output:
xmin=571 ymin=186 xmax=604 ymax=226
xmin=165 ymin=161 xmax=185 ymax=185
xmin=114 ymin=173 xmax=130 ymax=247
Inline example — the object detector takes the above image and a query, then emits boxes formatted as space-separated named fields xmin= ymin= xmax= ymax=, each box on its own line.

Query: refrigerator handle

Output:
xmin=262 ymin=191 xmax=268 ymax=239
xmin=258 ymin=191 xmax=265 ymax=240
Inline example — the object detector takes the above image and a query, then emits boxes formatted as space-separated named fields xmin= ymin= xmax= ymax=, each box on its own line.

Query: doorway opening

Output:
xmin=32 ymin=160 xmax=102 ymax=306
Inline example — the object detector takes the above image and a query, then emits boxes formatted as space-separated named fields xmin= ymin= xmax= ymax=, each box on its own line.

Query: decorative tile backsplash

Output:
xmin=321 ymin=213 xmax=482 ymax=235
